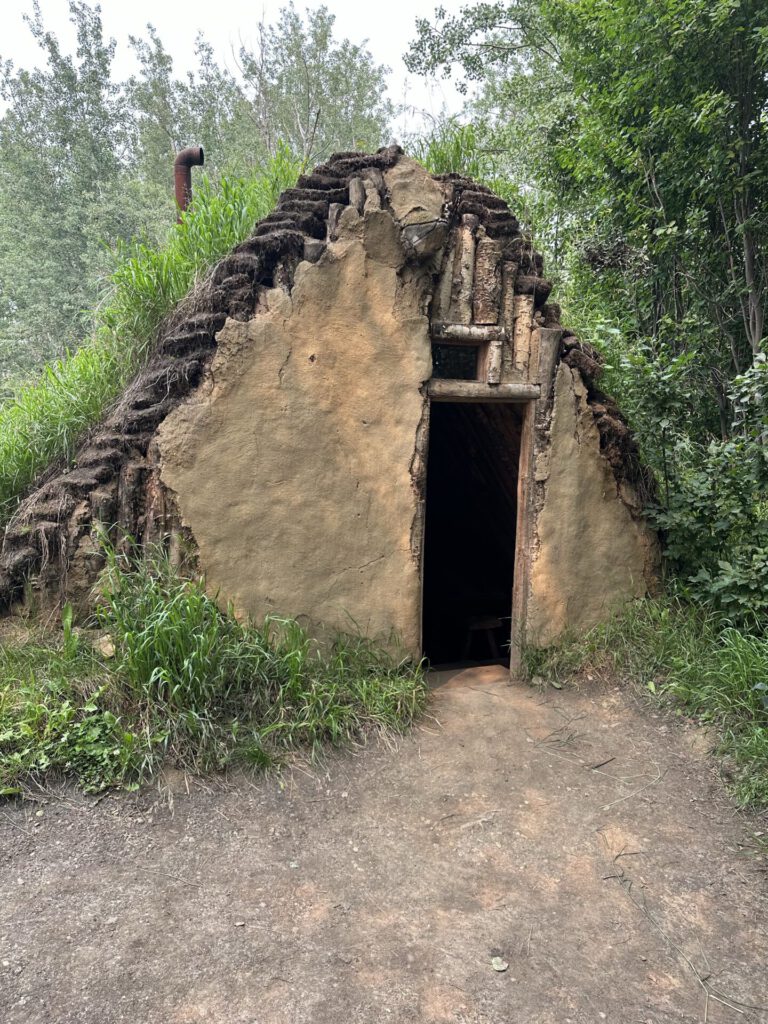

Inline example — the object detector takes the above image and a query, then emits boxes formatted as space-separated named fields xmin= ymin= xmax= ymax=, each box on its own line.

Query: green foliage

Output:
xmin=410 ymin=0 xmax=768 ymax=377
xmin=412 ymin=120 xmax=497 ymax=181
xmin=102 ymin=151 xmax=300 ymax=348
xmin=585 ymin=334 xmax=768 ymax=621
xmin=524 ymin=599 xmax=768 ymax=806
xmin=126 ymin=29 xmax=258 ymax=189
xmin=409 ymin=118 xmax=526 ymax=214
xmin=237 ymin=3 xmax=394 ymax=163
xmin=409 ymin=1 xmax=768 ymax=623
xmin=407 ymin=2 xmax=577 ymax=272
xmin=0 ymin=549 xmax=426 ymax=794
xmin=0 ymin=149 xmax=301 ymax=527
xmin=0 ymin=339 xmax=121 ymax=521
xmin=652 ymin=436 xmax=768 ymax=620
xmin=0 ymin=2 xmax=394 ymax=381
xmin=0 ymin=617 xmax=131 ymax=795
xmin=95 ymin=544 xmax=273 ymax=773
xmin=0 ymin=2 xmax=166 ymax=373
xmin=253 ymin=624 xmax=426 ymax=759
xmin=545 ymin=0 xmax=768 ymax=382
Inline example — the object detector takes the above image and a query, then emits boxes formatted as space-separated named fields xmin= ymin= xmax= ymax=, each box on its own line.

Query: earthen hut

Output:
xmin=0 ymin=147 xmax=659 ymax=667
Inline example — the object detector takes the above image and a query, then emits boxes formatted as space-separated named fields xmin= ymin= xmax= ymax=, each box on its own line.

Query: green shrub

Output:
xmin=661 ymin=442 xmax=767 ymax=625
xmin=0 ymin=145 xmax=301 ymax=527
xmin=0 ymin=620 xmax=133 ymax=795
xmin=563 ymin=298 xmax=768 ymax=624
xmin=650 ymin=359 xmax=768 ymax=623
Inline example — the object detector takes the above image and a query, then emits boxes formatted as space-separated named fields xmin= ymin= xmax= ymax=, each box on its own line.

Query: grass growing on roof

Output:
xmin=523 ymin=598 xmax=768 ymax=807
xmin=0 ymin=545 xmax=426 ymax=795
xmin=0 ymin=145 xmax=301 ymax=528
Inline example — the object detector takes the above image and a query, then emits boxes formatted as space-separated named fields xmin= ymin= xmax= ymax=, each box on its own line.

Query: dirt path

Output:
xmin=1 ymin=666 xmax=766 ymax=1024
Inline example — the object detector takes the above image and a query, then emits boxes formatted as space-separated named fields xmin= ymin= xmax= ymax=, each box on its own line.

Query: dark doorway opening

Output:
xmin=422 ymin=401 xmax=524 ymax=667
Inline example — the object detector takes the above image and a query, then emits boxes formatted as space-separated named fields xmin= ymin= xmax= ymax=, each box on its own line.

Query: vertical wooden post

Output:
xmin=512 ymin=294 xmax=535 ymax=377
xmin=472 ymin=237 xmax=502 ymax=325
xmin=413 ymin=396 xmax=431 ymax=658
xmin=535 ymin=327 xmax=563 ymax=387
xmin=487 ymin=338 xmax=504 ymax=384
xmin=449 ymin=214 xmax=478 ymax=325
xmin=500 ymin=261 xmax=519 ymax=378
xmin=509 ymin=400 xmax=536 ymax=675
xmin=434 ymin=233 xmax=456 ymax=320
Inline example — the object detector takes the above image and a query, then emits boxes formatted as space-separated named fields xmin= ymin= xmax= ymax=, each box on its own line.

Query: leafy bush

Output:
xmin=563 ymin=281 xmax=768 ymax=624
xmin=634 ymin=355 xmax=768 ymax=622
xmin=652 ymin=436 xmax=768 ymax=621
xmin=0 ymin=547 xmax=426 ymax=794
xmin=95 ymin=544 xmax=275 ymax=774
xmin=524 ymin=599 xmax=768 ymax=807
xmin=0 ymin=146 xmax=301 ymax=527
xmin=0 ymin=618 xmax=132 ymax=796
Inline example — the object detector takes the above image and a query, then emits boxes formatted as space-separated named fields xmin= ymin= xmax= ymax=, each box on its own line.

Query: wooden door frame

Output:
xmin=419 ymin=383 xmax=537 ymax=672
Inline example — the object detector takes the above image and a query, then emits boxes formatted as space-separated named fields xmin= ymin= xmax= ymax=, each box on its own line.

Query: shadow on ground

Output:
xmin=1 ymin=666 xmax=767 ymax=1023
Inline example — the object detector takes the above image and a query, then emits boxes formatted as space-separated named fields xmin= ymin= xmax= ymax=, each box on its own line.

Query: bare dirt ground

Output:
xmin=1 ymin=665 xmax=767 ymax=1024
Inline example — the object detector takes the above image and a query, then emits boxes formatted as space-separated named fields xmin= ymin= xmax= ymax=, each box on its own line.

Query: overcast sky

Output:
xmin=2 ymin=0 xmax=471 ymax=135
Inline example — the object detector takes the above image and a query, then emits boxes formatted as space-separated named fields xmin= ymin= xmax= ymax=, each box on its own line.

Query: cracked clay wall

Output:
xmin=156 ymin=207 xmax=433 ymax=656
xmin=524 ymin=364 xmax=659 ymax=646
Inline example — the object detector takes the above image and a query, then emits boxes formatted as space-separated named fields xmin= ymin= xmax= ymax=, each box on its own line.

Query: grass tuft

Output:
xmin=0 ymin=544 xmax=426 ymax=795
xmin=0 ymin=623 xmax=133 ymax=795
xmin=523 ymin=598 xmax=768 ymax=807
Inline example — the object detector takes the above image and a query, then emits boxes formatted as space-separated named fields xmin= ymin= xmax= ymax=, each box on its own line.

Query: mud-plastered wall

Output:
xmin=524 ymin=364 xmax=659 ymax=646
xmin=156 ymin=163 xmax=443 ymax=654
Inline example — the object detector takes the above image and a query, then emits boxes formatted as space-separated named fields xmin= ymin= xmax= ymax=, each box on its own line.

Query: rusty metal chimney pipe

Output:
xmin=174 ymin=145 xmax=204 ymax=221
